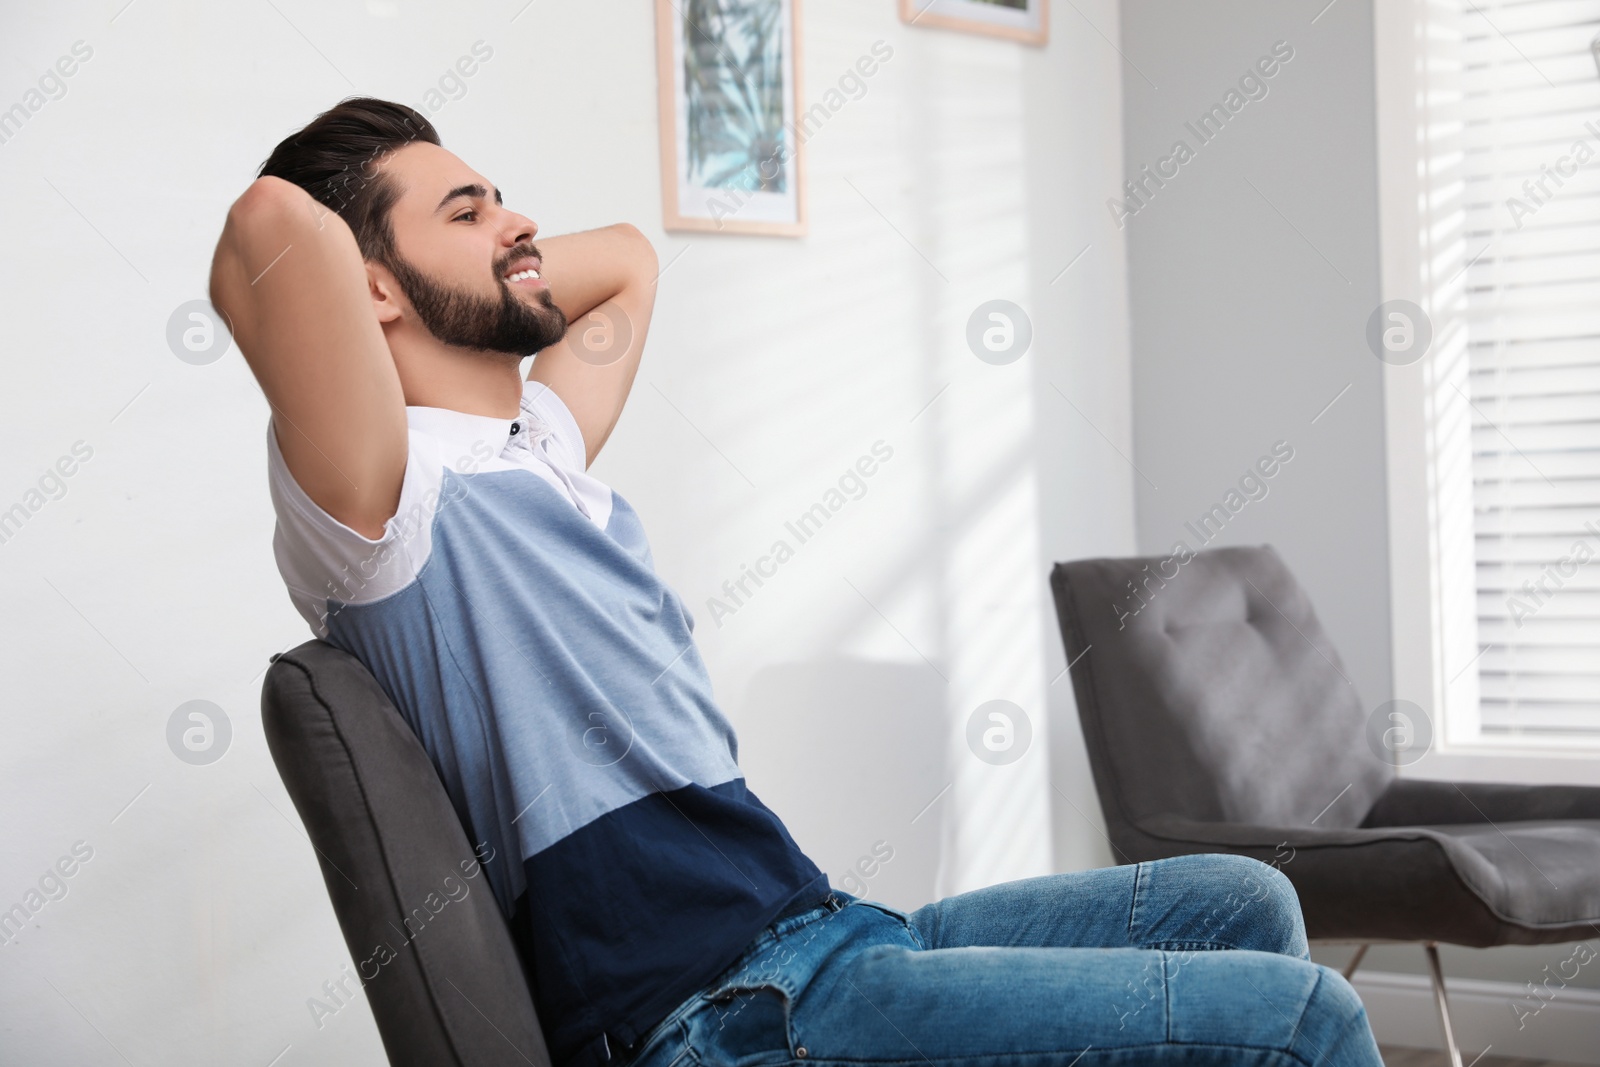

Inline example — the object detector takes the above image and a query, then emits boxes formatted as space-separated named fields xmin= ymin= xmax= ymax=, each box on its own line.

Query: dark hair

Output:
xmin=257 ymin=97 xmax=439 ymax=265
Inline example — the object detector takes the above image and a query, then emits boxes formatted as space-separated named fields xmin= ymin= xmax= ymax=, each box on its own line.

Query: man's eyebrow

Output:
xmin=434 ymin=183 xmax=504 ymax=214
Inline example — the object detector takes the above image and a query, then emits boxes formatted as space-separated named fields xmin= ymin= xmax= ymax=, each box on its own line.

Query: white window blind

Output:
xmin=1461 ymin=0 xmax=1600 ymax=735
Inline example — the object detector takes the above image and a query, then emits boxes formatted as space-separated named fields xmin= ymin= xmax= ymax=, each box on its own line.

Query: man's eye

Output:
xmin=455 ymin=210 xmax=477 ymax=222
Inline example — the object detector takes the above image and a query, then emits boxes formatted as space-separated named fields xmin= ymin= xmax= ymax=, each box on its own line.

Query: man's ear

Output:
xmin=367 ymin=262 xmax=404 ymax=324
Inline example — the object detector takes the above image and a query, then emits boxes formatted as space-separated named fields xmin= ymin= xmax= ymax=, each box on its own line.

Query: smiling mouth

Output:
xmin=502 ymin=257 xmax=547 ymax=290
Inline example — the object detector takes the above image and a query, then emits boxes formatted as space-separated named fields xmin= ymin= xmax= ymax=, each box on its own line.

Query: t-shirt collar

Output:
xmin=403 ymin=379 xmax=553 ymax=460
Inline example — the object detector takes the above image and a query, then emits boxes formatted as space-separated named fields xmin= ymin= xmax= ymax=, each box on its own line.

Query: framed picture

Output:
xmin=898 ymin=0 xmax=1049 ymax=45
xmin=655 ymin=0 xmax=808 ymax=236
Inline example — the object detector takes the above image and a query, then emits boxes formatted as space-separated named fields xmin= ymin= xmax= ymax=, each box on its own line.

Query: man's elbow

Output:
xmin=223 ymin=176 xmax=351 ymax=263
xmin=228 ymin=176 xmax=310 ymax=236
xmin=612 ymin=222 xmax=659 ymax=279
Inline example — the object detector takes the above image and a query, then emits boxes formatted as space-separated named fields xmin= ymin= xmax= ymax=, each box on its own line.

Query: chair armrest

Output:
xmin=1360 ymin=777 xmax=1600 ymax=828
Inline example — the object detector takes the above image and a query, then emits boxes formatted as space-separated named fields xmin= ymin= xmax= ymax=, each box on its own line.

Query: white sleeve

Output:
xmin=521 ymin=379 xmax=589 ymax=473
xmin=266 ymin=420 xmax=447 ymax=637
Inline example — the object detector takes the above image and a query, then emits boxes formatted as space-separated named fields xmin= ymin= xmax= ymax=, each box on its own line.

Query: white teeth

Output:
xmin=504 ymin=268 xmax=541 ymax=282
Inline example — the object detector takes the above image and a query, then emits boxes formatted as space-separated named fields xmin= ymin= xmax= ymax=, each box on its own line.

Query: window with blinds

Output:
xmin=1462 ymin=0 xmax=1600 ymax=736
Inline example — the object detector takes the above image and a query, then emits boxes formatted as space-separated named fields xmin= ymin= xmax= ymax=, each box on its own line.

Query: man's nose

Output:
xmin=499 ymin=209 xmax=538 ymax=245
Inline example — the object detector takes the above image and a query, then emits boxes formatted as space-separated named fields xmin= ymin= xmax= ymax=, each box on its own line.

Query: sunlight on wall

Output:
xmin=920 ymin=37 xmax=1055 ymax=894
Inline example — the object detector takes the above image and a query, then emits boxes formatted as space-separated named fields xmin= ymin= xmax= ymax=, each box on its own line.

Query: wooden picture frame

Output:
xmin=655 ymin=0 xmax=808 ymax=236
xmin=898 ymin=0 xmax=1049 ymax=46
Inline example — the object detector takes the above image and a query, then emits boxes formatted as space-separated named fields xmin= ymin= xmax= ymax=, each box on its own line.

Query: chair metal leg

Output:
xmin=1342 ymin=943 xmax=1369 ymax=981
xmin=1423 ymin=942 xmax=1464 ymax=1067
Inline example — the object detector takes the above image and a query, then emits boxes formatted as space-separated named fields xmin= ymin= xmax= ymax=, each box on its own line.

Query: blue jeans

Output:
xmin=615 ymin=854 xmax=1382 ymax=1067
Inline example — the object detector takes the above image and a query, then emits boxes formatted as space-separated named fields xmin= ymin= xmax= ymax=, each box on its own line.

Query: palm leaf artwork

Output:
xmin=682 ymin=0 xmax=789 ymax=194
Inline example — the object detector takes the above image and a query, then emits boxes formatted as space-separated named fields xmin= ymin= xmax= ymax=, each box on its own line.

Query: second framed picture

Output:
xmin=899 ymin=0 xmax=1049 ymax=45
xmin=656 ymin=0 xmax=807 ymax=236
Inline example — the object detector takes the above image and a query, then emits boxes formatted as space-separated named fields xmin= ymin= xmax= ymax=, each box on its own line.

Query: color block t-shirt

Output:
xmin=266 ymin=379 xmax=828 ymax=1066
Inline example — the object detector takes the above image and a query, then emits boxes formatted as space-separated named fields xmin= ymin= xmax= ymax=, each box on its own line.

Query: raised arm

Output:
xmin=209 ymin=176 xmax=408 ymax=539
xmin=526 ymin=224 xmax=659 ymax=469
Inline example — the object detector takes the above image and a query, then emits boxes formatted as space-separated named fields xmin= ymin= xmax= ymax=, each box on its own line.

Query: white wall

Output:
xmin=0 ymin=1 xmax=1134 ymax=1062
xmin=1118 ymin=0 xmax=1392 ymax=709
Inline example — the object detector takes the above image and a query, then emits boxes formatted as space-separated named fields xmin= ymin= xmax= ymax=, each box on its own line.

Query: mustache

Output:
xmin=495 ymin=242 xmax=541 ymax=276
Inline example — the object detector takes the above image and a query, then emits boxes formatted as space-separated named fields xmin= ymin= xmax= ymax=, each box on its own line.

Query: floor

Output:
xmin=1381 ymin=1048 xmax=1581 ymax=1067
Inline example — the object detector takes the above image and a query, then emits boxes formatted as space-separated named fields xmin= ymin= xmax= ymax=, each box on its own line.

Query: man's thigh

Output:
xmin=906 ymin=853 xmax=1308 ymax=958
xmin=791 ymin=941 xmax=1379 ymax=1067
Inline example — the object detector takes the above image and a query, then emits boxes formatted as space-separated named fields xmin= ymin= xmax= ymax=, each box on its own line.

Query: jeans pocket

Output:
xmin=850 ymin=897 xmax=908 ymax=922
xmin=689 ymin=979 xmax=796 ymax=1067
xmin=848 ymin=897 xmax=923 ymax=947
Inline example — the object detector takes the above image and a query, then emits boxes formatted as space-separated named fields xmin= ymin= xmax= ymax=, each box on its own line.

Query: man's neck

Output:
xmin=390 ymin=337 xmax=527 ymax=419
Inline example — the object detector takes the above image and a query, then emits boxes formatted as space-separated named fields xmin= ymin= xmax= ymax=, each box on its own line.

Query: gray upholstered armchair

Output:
xmin=1049 ymin=544 xmax=1600 ymax=1067
xmin=262 ymin=640 xmax=552 ymax=1067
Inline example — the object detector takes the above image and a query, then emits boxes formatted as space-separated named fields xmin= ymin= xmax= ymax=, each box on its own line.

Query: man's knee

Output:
xmin=1171 ymin=954 xmax=1381 ymax=1064
xmin=1308 ymin=965 xmax=1367 ymax=1018
xmin=1241 ymin=857 xmax=1305 ymax=959
xmin=1165 ymin=852 xmax=1308 ymax=958
xmin=1298 ymin=965 xmax=1382 ymax=1063
xmin=1223 ymin=855 xmax=1307 ymax=958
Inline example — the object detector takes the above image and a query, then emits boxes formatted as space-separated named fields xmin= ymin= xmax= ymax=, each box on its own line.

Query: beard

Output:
xmin=385 ymin=247 xmax=568 ymax=356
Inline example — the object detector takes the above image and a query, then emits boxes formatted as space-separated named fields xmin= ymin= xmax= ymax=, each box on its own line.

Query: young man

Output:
xmin=215 ymin=98 xmax=1383 ymax=1067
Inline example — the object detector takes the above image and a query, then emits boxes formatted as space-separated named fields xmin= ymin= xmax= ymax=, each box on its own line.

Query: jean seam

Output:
xmin=1127 ymin=861 xmax=1144 ymax=945
xmin=1162 ymin=949 xmax=1173 ymax=1044
xmin=1148 ymin=938 xmax=1245 ymax=953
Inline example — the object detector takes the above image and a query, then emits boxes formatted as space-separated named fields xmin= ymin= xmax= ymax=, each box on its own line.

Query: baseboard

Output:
xmin=1351 ymin=969 xmax=1600 ymax=1065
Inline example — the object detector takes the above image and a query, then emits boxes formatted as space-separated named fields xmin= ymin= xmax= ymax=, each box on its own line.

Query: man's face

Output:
xmin=376 ymin=141 xmax=567 ymax=356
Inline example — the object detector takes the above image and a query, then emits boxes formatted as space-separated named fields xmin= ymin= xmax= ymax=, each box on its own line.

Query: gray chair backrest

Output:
xmin=1049 ymin=544 xmax=1392 ymax=833
xmin=261 ymin=639 xmax=552 ymax=1067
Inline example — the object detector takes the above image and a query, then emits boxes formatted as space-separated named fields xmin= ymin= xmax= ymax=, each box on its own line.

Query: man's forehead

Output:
xmin=388 ymin=142 xmax=494 ymax=210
